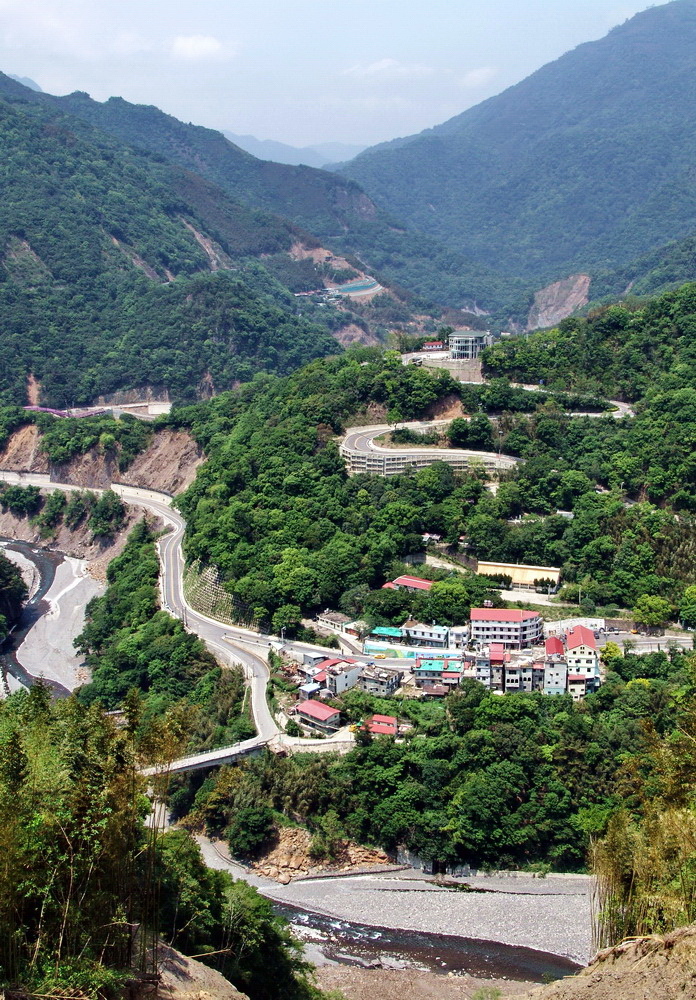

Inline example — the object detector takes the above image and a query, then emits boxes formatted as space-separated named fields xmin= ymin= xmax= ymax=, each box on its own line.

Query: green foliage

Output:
xmin=0 ymin=688 xmax=325 ymax=1000
xmin=226 ymin=805 xmax=276 ymax=858
xmin=0 ymin=550 xmax=27 ymax=638
xmin=0 ymin=91 xmax=341 ymax=406
xmin=633 ymin=594 xmax=673 ymax=628
xmin=86 ymin=489 xmax=125 ymax=538
xmin=77 ymin=522 xmax=253 ymax=751
xmin=0 ymin=483 xmax=41 ymax=515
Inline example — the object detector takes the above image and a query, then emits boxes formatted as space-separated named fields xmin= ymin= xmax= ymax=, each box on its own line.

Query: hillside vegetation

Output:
xmin=0 ymin=72 xmax=518 ymax=316
xmin=0 ymin=681 xmax=327 ymax=1000
xmin=0 ymin=87 xmax=343 ymax=406
xmin=340 ymin=1 xmax=696 ymax=302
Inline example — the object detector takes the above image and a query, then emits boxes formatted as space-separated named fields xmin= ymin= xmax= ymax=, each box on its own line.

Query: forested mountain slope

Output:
xmin=0 ymin=72 xmax=517 ymax=313
xmin=0 ymin=89 xmax=341 ymax=406
xmin=339 ymin=0 xmax=696 ymax=289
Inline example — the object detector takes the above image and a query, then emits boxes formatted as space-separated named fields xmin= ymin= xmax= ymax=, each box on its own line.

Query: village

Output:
xmin=273 ymin=571 xmax=612 ymax=738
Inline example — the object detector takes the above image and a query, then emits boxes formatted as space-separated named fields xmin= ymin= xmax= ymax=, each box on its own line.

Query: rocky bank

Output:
xmin=251 ymin=826 xmax=391 ymax=883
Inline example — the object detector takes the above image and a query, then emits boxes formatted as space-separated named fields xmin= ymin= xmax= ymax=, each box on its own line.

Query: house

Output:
xmin=448 ymin=624 xmax=470 ymax=649
xmin=441 ymin=662 xmax=463 ymax=688
xmin=545 ymin=636 xmax=565 ymax=657
xmin=422 ymin=341 xmax=446 ymax=351
xmin=401 ymin=620 xmax=450 ymax=648
xmin=391 ymin=575 xmax=433 ymax=593
xmin=358 ymin=666 xmax=400 ymax=697
xmin=316 ymin=657 xmax=363 ymax=695
xmin=421 ymin=683 xmax=448 ymax=699
xmin=544 ymin=659 xmax=568 ymax=696
xmin=364 ymin=713 xmax=398 ymax=736
xmin=565 ymin=626 xmax=600 ymax=684
xmin=470 ymin=608 xmax=543 ymax=648
xmin=568 ymin=674 xmax=588 ymax=702
xmin=316 ymin=610 xmax=353 ymax=635
xmin=370 ymin=625 xmax=405 ymax=643
xmin=422 ymin=532 xmax=442 ymax=543
xmin=449 ymin=331 xmax=493 ymax=360
xmin=298 ymin=682 xmax=321 ymax=701
xmin=296 ymin=699 xmax=341 ymax=734
xmin=475 ymin=653 xmax=492 ymax=688
xmin=414 ymin=658 xmax=446 ymax=687
xmin=303 ymin=652 xmax=330 ymax=670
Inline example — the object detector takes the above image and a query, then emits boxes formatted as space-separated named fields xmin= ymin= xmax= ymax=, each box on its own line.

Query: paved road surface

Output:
xmin=0 ymin=471 xmax=355 ymax=771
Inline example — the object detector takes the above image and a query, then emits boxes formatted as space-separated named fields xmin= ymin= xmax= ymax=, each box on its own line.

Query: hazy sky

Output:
xmin=0 ymin=0 xmax=659 ymax=146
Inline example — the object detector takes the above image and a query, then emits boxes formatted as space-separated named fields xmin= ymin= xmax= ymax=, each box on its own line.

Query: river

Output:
xmin=0 ymin=537 xmax=102 ymax=695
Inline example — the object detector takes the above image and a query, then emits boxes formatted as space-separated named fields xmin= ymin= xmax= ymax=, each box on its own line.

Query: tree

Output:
xmin=633 ymin=594 xmax=672 ymax=628
xmin=600 ymin=640 xmax=623 ymax=666
xmin=226 ymin=805 xmax=275 ymax=858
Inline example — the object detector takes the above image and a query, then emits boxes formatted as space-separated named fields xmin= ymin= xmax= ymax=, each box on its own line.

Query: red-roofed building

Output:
xmin=364 ymin=713 xmax=398 ymax=736
xmin=422 ymin=341 xmax=446 ymax=351
xmin=470 ymin=608 xmax=543 ymax=648
xmin=297 ymin=699 xmax=341 ymax=734
xmin=545 ymin=636 xmax=565 ymax=657
xmin=392 ymin=575 xmax=433 ymax=593
xmin=489 ymin=642 xmax=507 ymax=663
xmin=565 ymin=627 xmax=600 ymax=685
xmin=566 ymin=626 xmax=597 ymax=651
xmin=381 ymin=581 xmax=397 ymax=590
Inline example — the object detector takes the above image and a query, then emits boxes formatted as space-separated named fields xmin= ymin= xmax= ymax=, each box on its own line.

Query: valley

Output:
xmin=3 ymin=3 xmax=696 ymax=1000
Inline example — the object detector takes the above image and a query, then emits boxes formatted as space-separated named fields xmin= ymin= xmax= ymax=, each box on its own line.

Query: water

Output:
xmin=273 ymin=900 xmax=581 ymax=983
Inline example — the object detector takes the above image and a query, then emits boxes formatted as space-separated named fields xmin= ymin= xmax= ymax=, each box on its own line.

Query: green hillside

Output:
xmin=339 ymin=1 xmax=696 ymax=291
xmin=0 ymin=72 xmax=517 ymax=314
xmin=0 ymin=90 xmax=342 ymax=406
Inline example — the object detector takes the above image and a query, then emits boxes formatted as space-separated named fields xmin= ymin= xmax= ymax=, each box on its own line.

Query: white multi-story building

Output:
xmin=449 ymin=331 xmax=494 ymax=360
xmin=565 ymin=626 xmax=600 ymax=688
xmin=401 ymin=620 xmax=450 ymax=648
xmin=470 ymin=608 xmax=543 ymax=649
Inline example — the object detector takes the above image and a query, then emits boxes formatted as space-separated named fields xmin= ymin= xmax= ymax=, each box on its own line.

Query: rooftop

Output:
xmin=402 ymin=620 xmax=449 ymax=633
xmin=471 ymin=608 xmax=541 ymax=623
xmin=298 ymin=699 xmax=340 ymax=721
xmin=393 ymin=575 xmax=433 ymax=592
xmin=545 ymin=636 xmax=565 ymax=656
xmin=371 ymin=714 xmax=397 ymax=726
xmin=566 ymin=625 xmax=597 ymax=651
xmin=318 ymin=610 xmax=351 ymax=624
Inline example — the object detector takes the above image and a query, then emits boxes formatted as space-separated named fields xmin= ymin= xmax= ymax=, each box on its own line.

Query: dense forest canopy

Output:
xmin=0 ymin=71 xmax=523 ymax=317
xmin=0 ymin=90 xmax=344 ymax=406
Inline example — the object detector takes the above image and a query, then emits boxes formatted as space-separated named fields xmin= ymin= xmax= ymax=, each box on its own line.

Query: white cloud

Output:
xmin=343 ymin=57 xmax=434 ymax=80
xmin=170 ymin=34 xmax=226 ymax=60
xmin=459 ymin=65 xmax=497 ymax=88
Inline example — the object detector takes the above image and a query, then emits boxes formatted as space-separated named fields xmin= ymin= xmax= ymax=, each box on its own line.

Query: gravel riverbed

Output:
xmin=197 ymin=838 xmax=592 ymax=970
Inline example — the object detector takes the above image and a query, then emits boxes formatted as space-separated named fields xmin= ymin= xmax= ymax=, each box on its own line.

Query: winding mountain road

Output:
xmin=0 ymin=472 xmax=354 ymax=772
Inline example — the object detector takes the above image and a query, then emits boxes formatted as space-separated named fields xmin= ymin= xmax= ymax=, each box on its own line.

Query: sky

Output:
xmin=0 ymin=0 xmax=660 ymax=147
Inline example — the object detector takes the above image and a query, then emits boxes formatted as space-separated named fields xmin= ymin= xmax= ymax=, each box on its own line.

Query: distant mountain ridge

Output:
xmin=223 ymin=132 xmax=365 ymax=168
xmin=0 ymin=72 xmax=514 ymax=314
xmin=338 ymin=0 xmax=696 ymax=292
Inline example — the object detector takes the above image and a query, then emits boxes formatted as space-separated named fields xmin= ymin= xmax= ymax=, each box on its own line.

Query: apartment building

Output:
xmin=470 ymin=608 xmax=543 ymax=648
